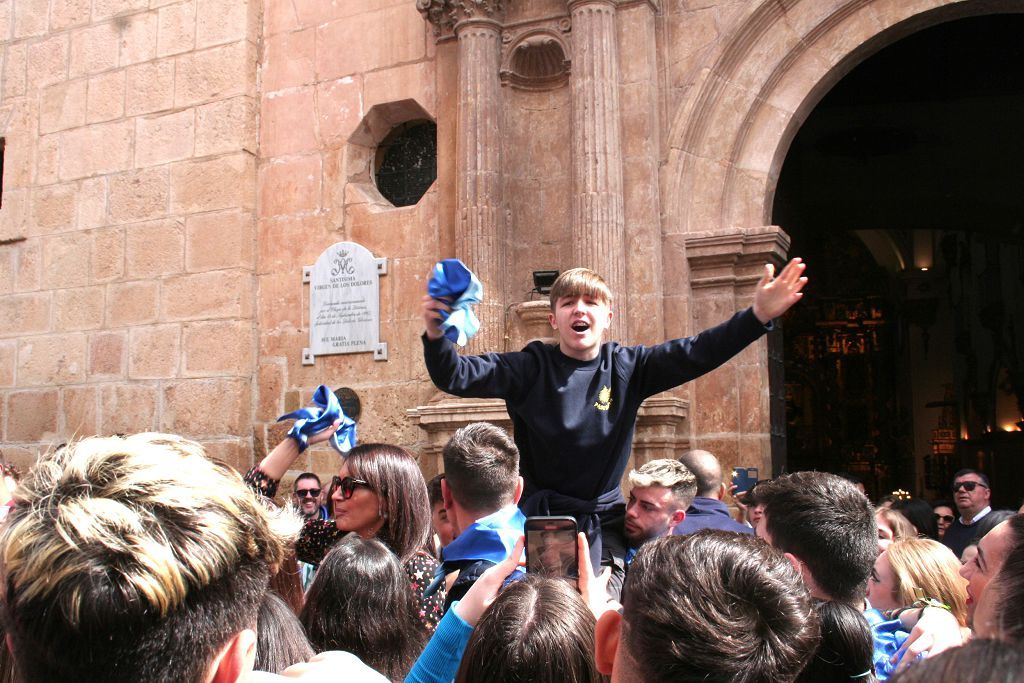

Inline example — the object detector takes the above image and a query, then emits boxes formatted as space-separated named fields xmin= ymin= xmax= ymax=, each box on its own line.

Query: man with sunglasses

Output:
xmin=943 ymin=469 xmax=993 ymax=558
xmin=293 ymin=472 xmax=330 ymax=520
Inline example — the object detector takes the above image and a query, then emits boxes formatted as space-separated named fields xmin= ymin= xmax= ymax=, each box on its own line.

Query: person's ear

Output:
xmin=548 ymin=311 xmax=558 ymax=331
xmin=595 ymin=609 xmax=622 ymax=676
xmin=208 ymin=628 xmax=257 ymax=683
xmin=441 ymin=478 xmax=455 ymax=510
xmin=668 ymin=509 xmax=686 ymax=531
xmin=512 ymin=476 xmax=524 ymax=505
xmin=717 ymin=482 xmax=728 ymax=500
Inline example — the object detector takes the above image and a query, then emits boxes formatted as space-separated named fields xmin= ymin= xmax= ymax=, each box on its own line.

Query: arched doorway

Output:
xmin=773 ymin=14 xmax=1024 ymax=502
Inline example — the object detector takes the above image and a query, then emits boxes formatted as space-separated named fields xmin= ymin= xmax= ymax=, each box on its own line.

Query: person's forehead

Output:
xmin=295 ymin=475 xmax=319 ymax=488
xmin=954 ymin=473 xmax=984 ymax=484
xmin=979 ymin=521 xmax=1012 ymax=566
xmin=934 ymin=505 xmax=954 ymax=513
xmin=631 ymin=484 xmax=673 ymax=505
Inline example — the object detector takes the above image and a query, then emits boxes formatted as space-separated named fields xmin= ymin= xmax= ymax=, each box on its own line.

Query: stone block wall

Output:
xmin=254 ymin=0 xmax=446 ymax=478
xmin=0 ymin=0 xmax=259 ymax=470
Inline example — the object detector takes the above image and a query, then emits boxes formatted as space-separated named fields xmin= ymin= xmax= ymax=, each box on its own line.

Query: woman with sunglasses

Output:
xmin=246 ymin=426 xmax=445 ymax=631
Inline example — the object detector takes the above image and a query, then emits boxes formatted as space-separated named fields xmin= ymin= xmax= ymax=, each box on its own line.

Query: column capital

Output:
xmin=567 ymin=0 xmax=658 ymax=11
xmin=417 ymin=0 xmax=507 ymax=39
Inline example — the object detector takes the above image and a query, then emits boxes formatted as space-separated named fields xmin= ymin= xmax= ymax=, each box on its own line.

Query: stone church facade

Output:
xmin=0 ymin=0 xmax=1011 ymax=485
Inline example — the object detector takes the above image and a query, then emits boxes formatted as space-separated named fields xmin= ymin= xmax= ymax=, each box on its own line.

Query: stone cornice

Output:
xmin=417 ymin=0 xmax=507 ymax=39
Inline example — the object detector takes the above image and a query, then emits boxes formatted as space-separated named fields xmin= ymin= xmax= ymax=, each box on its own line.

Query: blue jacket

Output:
xmin=671 ymin=497 xmax=753 ymax=536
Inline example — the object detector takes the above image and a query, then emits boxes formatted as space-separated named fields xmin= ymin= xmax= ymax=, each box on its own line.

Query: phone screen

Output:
xmin=732 ymin=467 xmax=759 ymax=495
xmin=525 ymin=516 xmax=578 ymax=579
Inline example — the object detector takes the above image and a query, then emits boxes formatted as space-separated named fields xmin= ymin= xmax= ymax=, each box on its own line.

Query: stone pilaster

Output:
xmin=685 ymin=226 xmax=790 ymax=477
xmin=568 ymin=0 xmax=626 ymax=341
xmin=420 ymin=0 xmax=508 ymax=353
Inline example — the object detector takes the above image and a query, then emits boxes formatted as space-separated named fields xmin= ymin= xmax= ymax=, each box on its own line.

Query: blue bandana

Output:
xmin=427 ymin=259 xmax=483 ymax=346
xmin=277 ymin=385 xmax=357 ymax=454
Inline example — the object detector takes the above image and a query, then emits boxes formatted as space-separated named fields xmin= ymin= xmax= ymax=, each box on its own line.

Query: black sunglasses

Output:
xmin=295 ymin=488 xmax=321 ymax=499
xmin=952 ymin=481 xmax=988 ymax=493
xmin=332 ymin=475 xmax=371 ymax=500
xmin=934 ymin=513 xmax=955 ymax=523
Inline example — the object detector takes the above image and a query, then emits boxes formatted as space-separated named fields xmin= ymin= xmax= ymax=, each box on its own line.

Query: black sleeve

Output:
xmin=636 ymin=307 xmax=770 ymax=397
xmin=422 ymin=334 xmax=539 ymax=401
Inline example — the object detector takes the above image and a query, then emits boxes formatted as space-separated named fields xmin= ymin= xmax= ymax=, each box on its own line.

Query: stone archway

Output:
xmin=664 ymin=0 xmax=1024 ymax=237
xmin=661 ymin=0 xmax=1024 ymax=474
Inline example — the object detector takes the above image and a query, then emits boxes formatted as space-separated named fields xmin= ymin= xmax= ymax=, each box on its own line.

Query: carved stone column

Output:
xmin=568 ymin=0 xmax=626 ymax=340
xmin=419 ymin=0 xmax=508 ymax=352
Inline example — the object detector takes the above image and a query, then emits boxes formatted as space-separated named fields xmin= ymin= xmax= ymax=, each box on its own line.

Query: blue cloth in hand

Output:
xmin=427 ymin=259 xmax=483 ymax=347
xmin=277 ymin=385 xmax=357 ymax=454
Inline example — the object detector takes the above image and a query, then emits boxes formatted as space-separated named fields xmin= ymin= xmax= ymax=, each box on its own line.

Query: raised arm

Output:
xmin=257 ymin=419 xmax=341 ymax=481
xmin=752 ymin=257 xmax=807 ymax=324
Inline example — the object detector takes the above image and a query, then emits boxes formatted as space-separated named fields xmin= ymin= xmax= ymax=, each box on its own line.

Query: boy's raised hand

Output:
xmin=752 ymin=257 xmax=807 ymax=324
xmin=421 ymin=295 xmax=451 ymax=341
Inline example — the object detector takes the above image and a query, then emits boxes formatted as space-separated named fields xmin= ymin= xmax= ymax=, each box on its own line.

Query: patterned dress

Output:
xmin=244 ymin=466 xmax=445 ymax=631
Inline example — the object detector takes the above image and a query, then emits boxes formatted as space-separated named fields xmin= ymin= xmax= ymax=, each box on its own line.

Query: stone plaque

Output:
xmin=302 ymin=242 xmax=387 ymax=364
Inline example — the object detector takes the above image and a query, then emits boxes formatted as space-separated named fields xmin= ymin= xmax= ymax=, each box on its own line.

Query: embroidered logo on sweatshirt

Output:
xmin=594 ymin=385 xmax=612 ymax=411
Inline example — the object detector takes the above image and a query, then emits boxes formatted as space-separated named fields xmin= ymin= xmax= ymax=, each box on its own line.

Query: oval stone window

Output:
xmin=374 ymin=120 xmax=437 ymax=207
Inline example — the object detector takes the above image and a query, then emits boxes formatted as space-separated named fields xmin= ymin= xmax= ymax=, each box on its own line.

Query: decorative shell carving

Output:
xmin=500 ymin=31 xmax=571 ymax=91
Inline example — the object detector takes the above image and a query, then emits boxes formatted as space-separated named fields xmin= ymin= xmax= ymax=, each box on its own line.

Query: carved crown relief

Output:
xmin=417 ymin=0 xmax=508 ymax=37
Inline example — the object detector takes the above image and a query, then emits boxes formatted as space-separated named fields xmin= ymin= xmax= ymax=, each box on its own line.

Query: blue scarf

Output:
xmin=424 ymin=505 xmax=525 ymax=597
xmin=277 ymin=385 xmax=357 ymax=454
xmin=427 ymin=259 xmax=483 ymax=347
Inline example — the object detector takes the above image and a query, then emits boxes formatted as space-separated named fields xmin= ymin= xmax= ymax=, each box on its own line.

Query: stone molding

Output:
xmin=407 ymin=394 xmax=689 ymax=482
xmin=685 ymin=226 xmax=790 ymax=290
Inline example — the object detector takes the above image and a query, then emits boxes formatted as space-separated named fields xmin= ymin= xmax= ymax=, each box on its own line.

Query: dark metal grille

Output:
xmin=375 ymin=122 xmax=437 ymax=207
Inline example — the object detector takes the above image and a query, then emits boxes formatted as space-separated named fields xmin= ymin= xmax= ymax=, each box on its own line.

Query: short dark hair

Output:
xmin=293 ymin=472 xmax=321 ymax=490
xmin=953 ymin=468 xmax=990 ymax=488
xmin=343 ymin=443 xmax=431 ymax=564
xmin=0 ymin=434 xmax=296 ymax=683
xmin=796 ymin=601 xmax=876 ymax=682
xmin=621 ymin=531 xmax=819 ymax=683
xmin=300 ymin=535 xmax=424 ymax=680
xmin=255 ymin=592 xmax=314 ymax=674
xmin=891 ymin=498 xmax=939 ymax=540
xmin=455 ymin=576 xmax=601 ymax=683
xmin=427 ymin=473 xmax=444 ymax=508
xmin=758 ymin=471 xmax=876 ymax=603
xmin=676 ymin=450 xmax=722 ymax=497
xmin=442 ymin=423 xmax=519 ymax=512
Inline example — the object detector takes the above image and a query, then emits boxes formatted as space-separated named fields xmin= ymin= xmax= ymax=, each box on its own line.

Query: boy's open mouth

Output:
xmin=571 ymin=321 xmax=590 ymax=332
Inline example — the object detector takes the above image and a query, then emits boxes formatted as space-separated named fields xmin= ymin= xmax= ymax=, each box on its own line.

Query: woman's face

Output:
xmin=332 ymin=462 xmax=385 ymax=539
xmin=867 ymin=550 xmax=900 ymax=612
xmin=934 ymin=505 xmax=955 ymax=539
xmin=876 ymin=512 xmax=895 ymax=553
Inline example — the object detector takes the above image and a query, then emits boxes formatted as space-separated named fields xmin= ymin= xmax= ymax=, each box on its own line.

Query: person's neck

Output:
xmin=452 ymin=502 xmax=510 ymax=536
xmin=961 ymin=506 xmax=989 ymax=525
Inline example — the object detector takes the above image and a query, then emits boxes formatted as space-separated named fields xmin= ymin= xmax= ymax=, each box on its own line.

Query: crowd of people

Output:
xmin=0 ymin=261 xmax=1021 ymax=681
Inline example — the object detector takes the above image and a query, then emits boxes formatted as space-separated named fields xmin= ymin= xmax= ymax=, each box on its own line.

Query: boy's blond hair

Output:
xmin=627 ymin=459 xmax=698 ymax=509
xmin=548 ymin=268 xmax=612 ymax=309
xmin=0 ymin=433 xmax=301 ymax=682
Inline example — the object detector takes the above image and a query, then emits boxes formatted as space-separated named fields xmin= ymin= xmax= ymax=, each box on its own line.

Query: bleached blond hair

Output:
xmin=0 ymin=433 xmax=301 ymax=683
xmin=628 ymin=459 xmax=698 ymax=509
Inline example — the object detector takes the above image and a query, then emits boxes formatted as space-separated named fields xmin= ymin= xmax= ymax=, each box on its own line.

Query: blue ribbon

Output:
xmin=427 ymin=259 xmax=483 ymax=347
xmin=277 ymin=385 xmax=357 ymax=454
